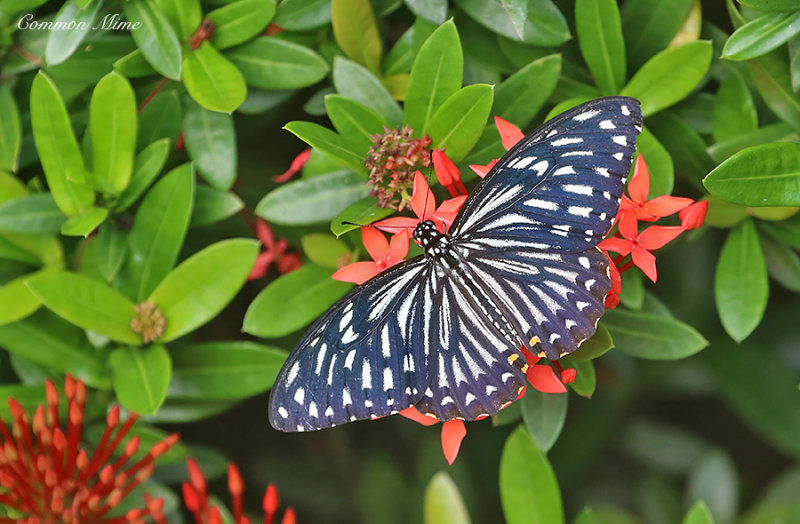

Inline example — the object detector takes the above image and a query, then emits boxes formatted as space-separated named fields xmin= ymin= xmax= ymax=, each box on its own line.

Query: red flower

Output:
xmin=679 ymin=200 xmax=708 ymax=230
xmin=468 ymin=117 xmax=524 ymax=178
xmin=397 ymin=408 xmax=466 ymax=465
xmin=331 ymin=227 xmax=409 ymax=285
xmin=373 ymin=172 xmax=467 ymax=234
xmin=0 ymin=375 xmax=178 ymax=524
xmin=273 ymin=149 xmax=311 ymax=183
xmin=249 ymin=219 xmax=302 ymax=280
xmin=617 ymin=156 xmax=693 ymax=233
xmin=183 ymin=458 xmax=295 ymax=524
xmin=432 ymin=149 xmax=468 ymax=197
xmin=600 ymin=220 xmax=684 ymax=282
xmin=604 ymin=252 xmax=622 ymax=309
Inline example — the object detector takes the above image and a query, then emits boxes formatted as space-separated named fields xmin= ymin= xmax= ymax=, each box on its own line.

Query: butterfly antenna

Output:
xmin=340 ymin=221 xmax=416 ymax=229
xmin=421 ymin=149 xmax=434 ymax=218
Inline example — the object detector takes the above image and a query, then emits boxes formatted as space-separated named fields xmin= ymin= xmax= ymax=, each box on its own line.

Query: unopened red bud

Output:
xmin=228 ymin=463 xmax=244 ymax=496
xmin=263 ymin=484 xmax=279 ymax=514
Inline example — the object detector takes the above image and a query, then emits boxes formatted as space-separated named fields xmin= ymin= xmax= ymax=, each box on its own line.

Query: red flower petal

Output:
xmin=679 ymin=200 xmax=708 ymax=230
xmin=495 ymin=116 xmax=524 ymax=150
xmin=618 ymin=210 xmax=639 ymax=240
xmin=433 ymin=149 xmax=464 ymax=197
xmin=441 ymin=419 xmax=467 ymax=465
xmin=628 ymin=155 xmax=650 ymax=204
xmin=248 ymin=251 xmax=273 ymax=280
xmin=638 ymin=225 xmax=684 ymax=250
xmin=331 ymin=261 xmax=380 ymax=285
xmin=632 ymin=245 xmax=658 ymax=282
xmin=410 ymin=171 xmax=436 ymax=220
xmin=560 ymin=368 xmax=577 ymax=384
xmin=469 ymin=159 xmax=498 ymax=179
xmin=527 ymin=364 xmax=568 ymax=393
xmin=598 ymin=236 xmax=632 ymax=256
xmin=256 ymin=219 xmax=274 ymax=248
xmin=273 ymin=148 xmax=311 ymax=182
xmin=399 ymin=406 xmax=439 ymax=426
xmin=432 ymin=195 xmax=469 ymax=228
xmin=643 ymin=195 xmax=694 ymax=219
xmin=361 ymin=227 xmax=389 ymax=262
xmin=386 ymin=231 xmax=410 ymax=262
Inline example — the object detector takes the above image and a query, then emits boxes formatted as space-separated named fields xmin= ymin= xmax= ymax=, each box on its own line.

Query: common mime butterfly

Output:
xmin=270 ymin=96 xmax=643 ymax=432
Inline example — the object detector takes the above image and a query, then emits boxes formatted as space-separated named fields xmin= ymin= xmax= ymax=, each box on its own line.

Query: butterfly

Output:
xmin=269 ymin=96 xmax=643 ymax=432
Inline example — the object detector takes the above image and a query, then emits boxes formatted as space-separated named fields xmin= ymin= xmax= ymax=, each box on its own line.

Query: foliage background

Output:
xmin=1 ymin=0 xmax=800 ymax=522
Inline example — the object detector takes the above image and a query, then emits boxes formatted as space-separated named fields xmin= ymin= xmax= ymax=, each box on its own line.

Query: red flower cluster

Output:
xmin=249 ymin=219 xmax=302 ymax=280
xmin=0 ymin=375 xmax=178 ymax=523
xmin=183 ymin=458 xmax=295 ymax=524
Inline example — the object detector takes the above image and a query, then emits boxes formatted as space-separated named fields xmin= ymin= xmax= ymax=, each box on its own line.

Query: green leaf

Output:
xmin=153 ymin=0 xmax=202 ymax=40
xmin=191 ymin=186 xmax=244 ymax=227
xmin=404 ymin=20 xmax=463 ymax=135
xmin=682 ymin=501 xmax=715 ymax=524
xmin=738 ymin=0 xmax=800 ymax=9
xmin=723 ymin=10 xmax=800 ymax=61
xmin=330 ymin=196 xmax=395 ymax=236
xmin=0 ymin=273 xmax=42 ymax=326
xmin=0 ymin=83 xmax=22 ymax=174
xmin=332 ymin=0 xmax=382 ymax=73
xmin=325 ymin=95 xmax=389 ymax=152
xmin=494 ymin=54 xmax=561 ymax=129
xmin=114 ymin=49 xmax=158 ymax=78
xmin=45 ymin=0 xmax=103 ymax=65
xmin=521 ymin=388 xmax=567 ymax=451
xmin=283 ymin=122 xmax=367 ymax=174
xmin=0 ymin=310 xmax=110 ymax=388
xmin=648 ymin=112 xmax=715 ymax=188
xmin=761 ymin=233 xmax=800 ymax=292
xmin=87 ymin=223 xmax=127 ymax=283
xmin=149 ymin=239 xmax=259 ymax=342
xmin=333 ymin=57 xmax=404 ymax=125
xmin=256 ymin=169 xmax=369 ymax=225
xmin=110 ymin=345 xmax=171 ymax=414
xmin=183 ymin=102 xmax=237 ymax=189
xmin=760 ymin=213 xmax=800 ymax=250
xmin=747 ymin=51 xmax=800 ymax=131
xmin=0 ymin=194 xmax=65 ymax=234
xmin=575 ymin=0 xmax=626 ymax=94
xmin=686 ymin=451 xmax=736 ymax=524
xmin=89 ymin=72 xmax=137 ymax=195
xmin=709 ymin=122 xmax=798 ymax=164
xmin=243 ymin=264 xmax=352 ymax=338
xmin=26 ymin=271 xmax=140 ymax=344
xmin=128 ymin=163 xmax=194 ymax=300
xmin=273 ymin=0 xmax=332 ymax=30
xmin=790 ymin=34 xmax=800 ymax=92
xmin=621 ymin=0 xmax=695 ymax=68
xmin=301 ymin=233 xmax=351 ymax=268
xmin=456 ymin=0 xmax=569 ymax=46
xmin=30 ymin=72 xmax=94 ymax=216
xmin=169 ymin=341 xmax=288 ymax=400
xmin=565 ymin=360 xmax=596 ymax=398
xmin=116 ymin=138 xmax=171 ymax=212
xmin=227 ymin=37 xmax=329 ymax=90
xmin=637 ymin=127 xmax=674 ymax=197
xmin=704 ymin=143 xmax=800 ymax=206
xmin=574 ymin=506 xmax=646 ymax=524
xmin=712 ymin=74 xmax=758 ymax=144
xmin=183 ymin=42 xmax=247 ymax=113
xmin=427 ymin=84 xmax=494 ymax=162
xmin=208 ymin=0 xmax=276 ymax=50
xmin=137 ymin=89 xmax=182 ymax=150
xmin=714 ymin=220 xmax=769 ymax=342
xmin=124 ymin=0 xmax=182 ymax=79
xmin=423 ymin=472 xmax=472 ymax=524
xmin=500 ymin=427 xmax=564 ymax=524
xmin=61 ymin=206 xmax=109 ymax=237
xmin=561 ymin=323 xmax=613 ymax=363
xmin=405 ymin=0 xmax=447 ymax=24
xmin=603 ymin=308 xmax=708 ymax=359
xmin=621 ymin=41 xmax=712 ymax=117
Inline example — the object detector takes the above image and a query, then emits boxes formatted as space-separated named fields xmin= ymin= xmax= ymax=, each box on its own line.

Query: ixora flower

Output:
xmin=332 ymin=227 xmax=408 ymax=285
xmin=183 ymin=458 xmax=295 ymax=524
xmin=0 ymin=375 xmax=178 ymax=523
xmin=365 ymin=126 xmax=433 ymax=210
xmin=249 ymin=218 xmax=302 ymax=281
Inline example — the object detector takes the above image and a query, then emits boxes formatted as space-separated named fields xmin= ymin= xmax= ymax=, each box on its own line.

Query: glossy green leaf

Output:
xmin=26 ymin=271 xmax=140 ymax=344
xmin=565 ymin=360 xmax=596 ymax=398
xmin=575 ymin=0 xmax=626 ymax=94
xmin=191 ymin=186 xmax=244 ymax=227
xmin=500 ymin=427 xmax=564 ymax=524
xmin=45 ymin=0 xmax=103 ymax=65
xmin=325 ymin=95 xmax=389 ymax=151
xmin=273 ymin=0 xmax=332 ymax=30
xmin=686 ymin=451 xmax=736 ymax=524
xmin=0 ymin=273 xmax=42 ymax=326
xmin=723 ymin=11 xmax=800 ymax=61
xmin=682 ymin=502 xmax=715 ymax=524
xmin=709 ymin=122 xmax=798 ymax=164
xmin=283 ymin=121 xmax=367 ymax=174
xmin=456 ymin=0 xmax=568 ymax=46
xmin=114 ymin=49 xmax=158 ymax=78
xmin=169 ymin=341 xmax=287 ymax=400
xmin=405 ymin=0 xmax=446 ymax=24
xmin=116 ymin=138 xmax=171 ymax=212
xmin=648 ymin=112 xmax=715 ymax=188
xmin=149 ymin=239 xmax=259 ymax=342
xmin=88 ymin=223 xmax=127 ymax=283
xmin=404 ymin=20 xmax=463 ymax=135
xmin=714 ymin=220 xmax=768 ymax=342
xmin=619 ymin=269 xmax=645 ymax=310
xmin=89 ymin=72 xmax=137 ymax=195
xmin=0 ymin=194 xmax=65 ymax=234
xmin=761 ymin=233 xmax=800 ymax=292
xmin=124 ymin=0 xmax=182 ymax=79
xmin=333 ymin=57 xmax=403 ymax=125
xmin=183 ymin=42 xmax=247 ymax=113
xmin=0 ymin=81 xmax=22 ymax=174
xmin=574 ymin=506 xmax=645 ymax=524
xmin=0 ymin=310 xmax=109 ymax=388
xmin=760 ymin=213 xmax=800 ymax=250
xmin=137 ymin=89 xmax=182 ymax=150
xmin=423 ymin=472 xmax=471 ymax=524
xmin=243 ymin=264 xmax=352 ymax=338
xmin=621 ymin=41 xmax=712 ymax=117
xmin=330 ymin=195 xmax=395 ymax=236
xmin=621 ymin=0 xmax=695 ymax=68
xmin=562 ymin=324 xmax=614 ymax=363
xmin=61 ymin=206 xmax=108 ymax=237
xmin=208 ymin=0 xmax=276 ymax=50
xmin=301 ymin=233 xmax=351 ymax=268
xmin=712 ymin=74 xmax=758 ymax=144
xmin=183 ymin=102 xmax=237 ymax=189
xmin=153 ymin=0 xmax=202 ymax=40
xmin=256 ymin=169 xmax=369 ymax=225
xmin=790 ymin=34 xmax=800 ymax=92
xmin=521 ymin=388 xmax=567 ymax=451
xmin=603 ymin=308 xmax=708 ymax=359
xmin=30 ymin=72 xmax=94 ymax=216
xmin=128 ymin=163 xmax=194 ymax=300
xmin=494 ymin=54 xmax=561 ymax=128
xmin=624 ymin=419 xmax=710 ymax=474
xmin=747 ymin=51 xmax=800 ymax=131
xmin=227 ymin=37 xmax=329 ymax=90
xmin=0 ymin=230 xmax=63 ymax=267
xmin=427 ymin=84 xmax=494 ymax=162
xmin=704 ymin=143 xmax=800 ymax=206
xmin=0 ymin=171 xmax=26 ymax=203
xmin=637 ymin=127 xmax=674 ymax=197
xmin=738 ymin=0 xmax=800 ymax=9
xmin=110 ymin=345 xmax=171 ymax=414
xmin=332 ymin=0 xmax=382 ymax=73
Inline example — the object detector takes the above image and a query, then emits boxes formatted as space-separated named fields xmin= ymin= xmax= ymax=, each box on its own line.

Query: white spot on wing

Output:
xmin=294 ymin=388 xmax=305 ymax=405
xmin=613 ymin=135 xmax=628 ymax=146
xmin=574 ymin=110 xmax=600 ymax=121
xmin=278 ymin=406 xmax=288 ymax=418
xmin=599 ymin=119 xmax=615 ymax=129
xmin=568 ymin=206 xmax=592 ymax=217
xmin=562 ymin=184 xmax=593 ymax=196
xmin=551 ymin=137 xmax=583 ymax=146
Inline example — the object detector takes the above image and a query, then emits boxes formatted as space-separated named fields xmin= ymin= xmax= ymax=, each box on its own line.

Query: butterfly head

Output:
xmin=413 ymin=219 xmax=449 ymax=255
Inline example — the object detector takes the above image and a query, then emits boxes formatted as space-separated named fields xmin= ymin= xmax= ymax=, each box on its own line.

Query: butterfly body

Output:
xmin=270 ymin=97 xmax=643 ymax=432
